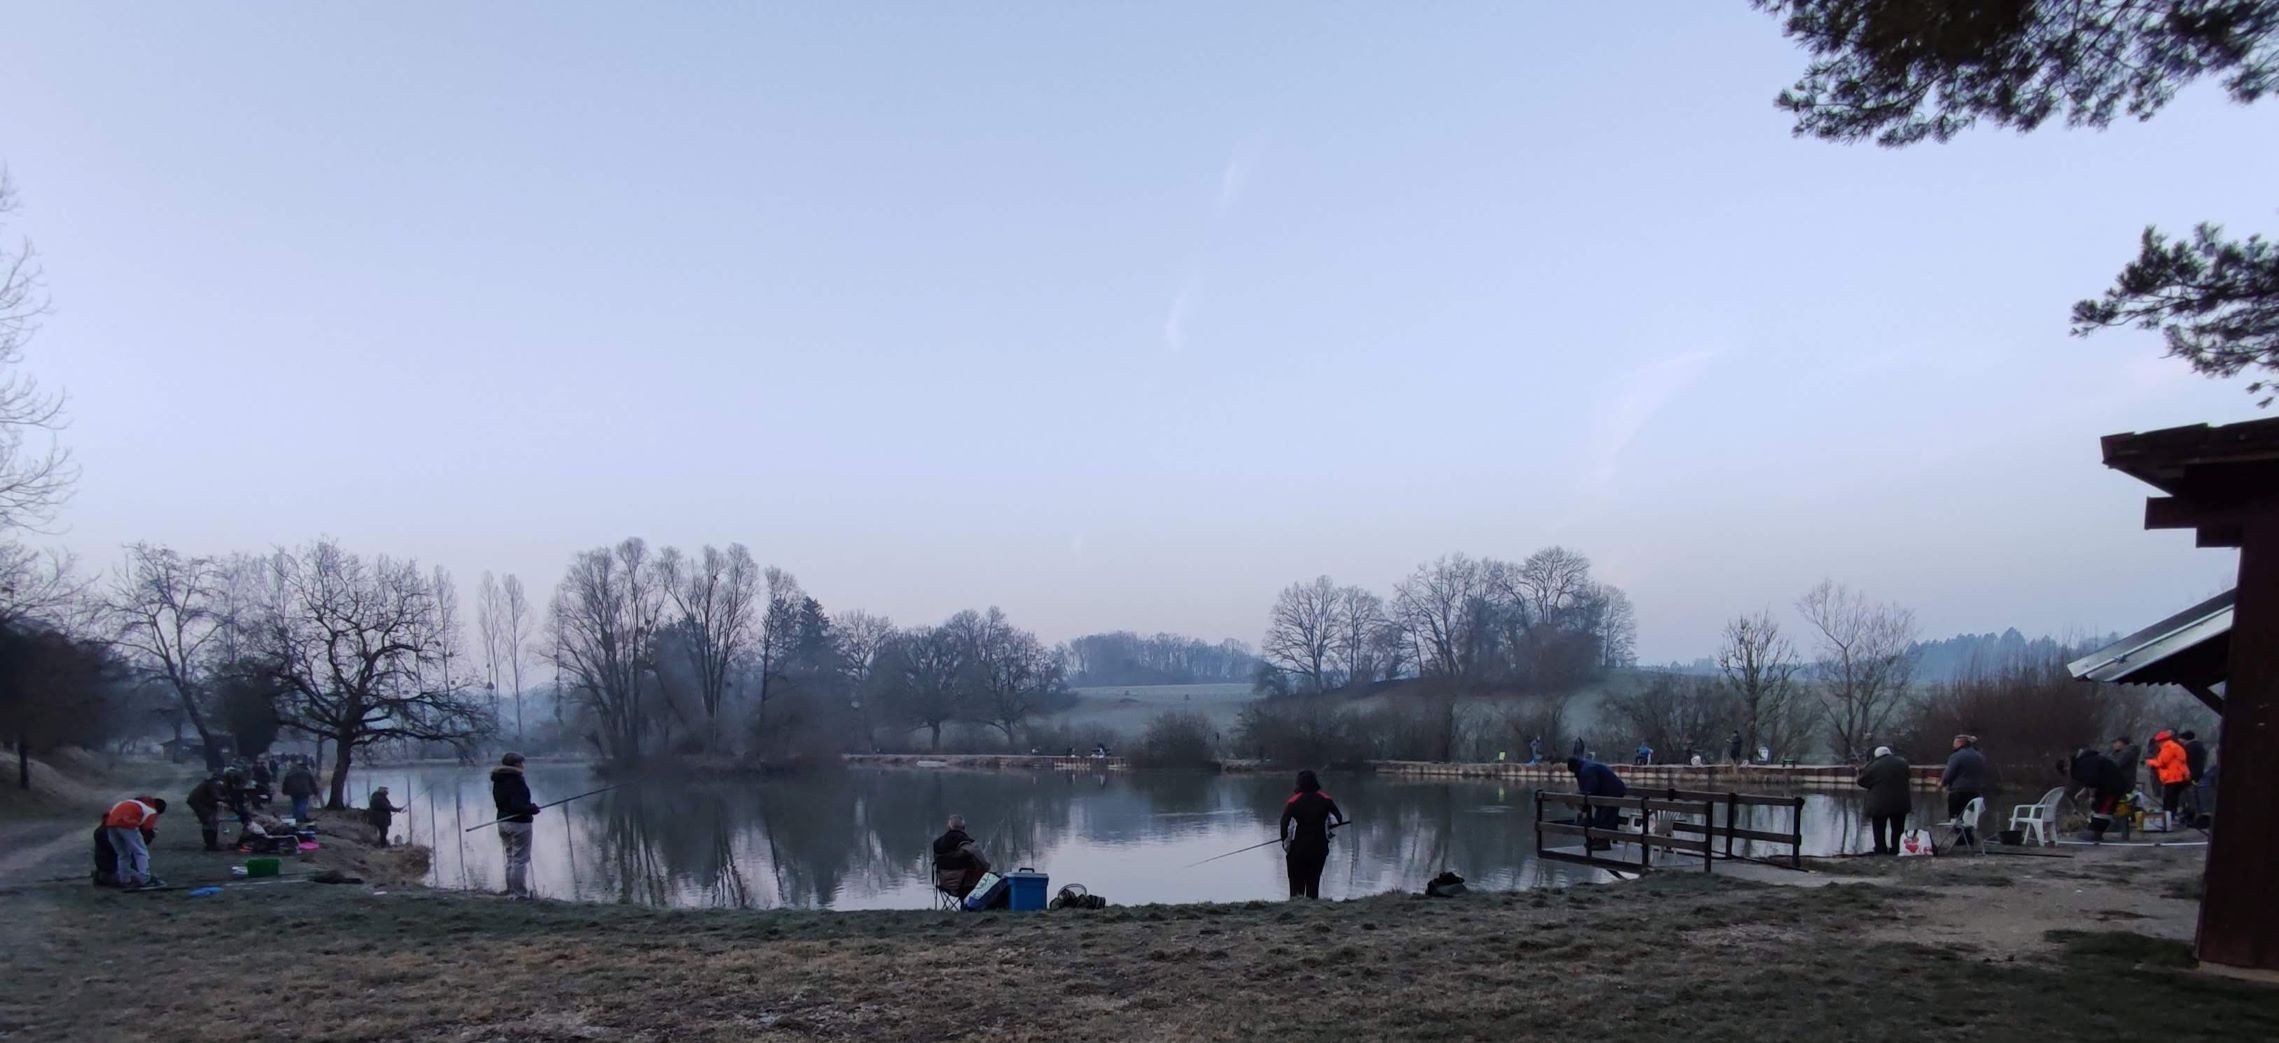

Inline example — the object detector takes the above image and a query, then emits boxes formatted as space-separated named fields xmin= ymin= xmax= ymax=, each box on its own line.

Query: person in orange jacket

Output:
xmin=2148 ymin=729 xmax=2191 ymax=827
xmin=101 ymin=796 xmax=168 ymax=888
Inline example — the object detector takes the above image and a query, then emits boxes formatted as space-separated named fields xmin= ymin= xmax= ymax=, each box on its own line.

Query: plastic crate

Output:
xmin=1005 ymin=868 xmax=1049 ymax=911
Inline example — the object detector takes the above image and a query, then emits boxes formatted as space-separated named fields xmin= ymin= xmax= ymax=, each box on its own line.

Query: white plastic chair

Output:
xmin=1946 ymin=797 xmax=1986 ymax=854
xmin=2007 ymin=787 xmax=2064 ymax=847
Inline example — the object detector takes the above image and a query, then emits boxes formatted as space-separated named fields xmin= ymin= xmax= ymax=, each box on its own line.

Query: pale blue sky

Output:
xmin=1 ymin=4 xmax=2264 ymax=661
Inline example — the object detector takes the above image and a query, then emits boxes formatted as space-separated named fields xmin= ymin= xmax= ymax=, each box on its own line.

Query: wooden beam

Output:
xmin=2199 ymin=510 xmax=2279 ymax=972
xmin=2183 ymin=682 xmax=2224 ymax=715
xmin=2197 ymin=524 xmax=2246 ymax=549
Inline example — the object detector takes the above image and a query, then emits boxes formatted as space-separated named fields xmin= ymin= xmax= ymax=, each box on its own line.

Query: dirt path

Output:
xmin=0 ymin=819 xmax=85 ymax=883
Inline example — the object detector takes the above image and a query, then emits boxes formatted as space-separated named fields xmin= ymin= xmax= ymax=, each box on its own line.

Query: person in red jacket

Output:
xmin=101 ymin=796 xmax=168 ymax=888
xmin=1279 ymin=770 xmax=1347 ymax=900
xmin=2147 ymin=729 xmax=2191 ymax=827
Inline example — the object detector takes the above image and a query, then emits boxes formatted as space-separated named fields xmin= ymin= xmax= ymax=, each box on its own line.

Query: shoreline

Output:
xmin=834 ymin=752 xmax=1941 ymax=791
xmin=7 ymin=839 xmax=2264 ymax=1042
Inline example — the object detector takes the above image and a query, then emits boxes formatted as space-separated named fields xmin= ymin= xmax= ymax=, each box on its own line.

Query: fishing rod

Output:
xmin=462 ymin=784 xmax=624 ymax=832
xmin=1185 ymin=820 xmax=1357 ymax=869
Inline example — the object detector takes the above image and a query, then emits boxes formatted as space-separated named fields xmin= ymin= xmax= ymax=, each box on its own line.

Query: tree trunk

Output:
xmin=326 ymin=737 xmax=355 ymax=810
xmin=16 ymin=730 xmax=27 ymax=790
xmin=929 ymin=721 xmax=943 ymax=750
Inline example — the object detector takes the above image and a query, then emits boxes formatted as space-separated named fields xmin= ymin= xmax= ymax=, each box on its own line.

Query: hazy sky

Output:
xmin=1 ymin=5 xmax=2265 ymax=663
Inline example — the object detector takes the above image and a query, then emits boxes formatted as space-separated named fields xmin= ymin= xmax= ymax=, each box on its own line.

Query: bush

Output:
xmin=1131 ymin=712 xmax=1218 ymax=770
xmin=1233 ymin=697 xmax=1368 ymax=768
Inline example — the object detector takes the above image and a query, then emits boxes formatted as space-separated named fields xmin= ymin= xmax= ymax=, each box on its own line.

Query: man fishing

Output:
xmin=931 ymin=814 xmax=993 ymax=899
xmin=1567 ymin=756 xmax=1627 ymax=851
xmin=1279 ymin=770 xmax=1346 ymax=900
xmin=490 ymin=752 xmax=542 ymax=900
xmin=366 ymin=787 xmax=408 ymax=847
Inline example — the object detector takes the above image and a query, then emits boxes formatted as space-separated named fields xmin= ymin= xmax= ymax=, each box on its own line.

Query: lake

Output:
xmin=346 ymin=763 xmax=1952 ymax=909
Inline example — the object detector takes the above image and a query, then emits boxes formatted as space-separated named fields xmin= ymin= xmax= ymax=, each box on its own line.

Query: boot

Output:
xmin=201 ymin=828 xmax=220 ymax=852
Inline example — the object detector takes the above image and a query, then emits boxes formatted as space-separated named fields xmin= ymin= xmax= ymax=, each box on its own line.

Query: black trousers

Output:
xmin=1869 ymin=813 xmax=1906 ymax=853
xmin=2161 ymin=781 xmax=2188 ymax=814
xmin=195 ymin=808 xmax=220 ymax=851
xmin=1286 ymin=842 xmax=1327 ymax=899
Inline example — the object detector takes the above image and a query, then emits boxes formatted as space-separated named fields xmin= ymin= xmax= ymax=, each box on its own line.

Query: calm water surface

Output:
xmin=347 ymin=764 xmax=1948 ymax=909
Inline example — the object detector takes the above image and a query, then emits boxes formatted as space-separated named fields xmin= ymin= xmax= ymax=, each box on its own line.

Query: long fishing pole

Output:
xmin=1185 ymin=821 xmax=1356 ymax=869
xmin=462 ymin=784 xmax=624 ymax=832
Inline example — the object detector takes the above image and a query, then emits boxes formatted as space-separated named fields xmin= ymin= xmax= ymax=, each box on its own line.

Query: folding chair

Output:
xmin=1945 ymin=796 xmax=1986 ymax=854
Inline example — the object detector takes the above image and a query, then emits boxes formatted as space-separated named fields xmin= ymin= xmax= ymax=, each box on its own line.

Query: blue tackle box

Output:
xmin=1005 ymin=867 xmax=1049 ymax=911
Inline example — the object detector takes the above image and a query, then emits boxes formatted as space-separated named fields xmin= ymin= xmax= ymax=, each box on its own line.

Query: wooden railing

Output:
xmin=1534 ymin=787 xmax=1806 ymax=875
xmin=1378 ymin=760 xmax=1940 ymax=791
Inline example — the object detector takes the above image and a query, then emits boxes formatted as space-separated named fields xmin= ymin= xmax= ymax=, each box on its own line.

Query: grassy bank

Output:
xmin=3 ymin=844 xmax=2271 ymax=1042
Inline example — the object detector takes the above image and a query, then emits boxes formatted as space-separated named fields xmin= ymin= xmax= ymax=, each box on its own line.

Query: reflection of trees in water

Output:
xmin=508 ymin=767 xmax=1923 ymax=908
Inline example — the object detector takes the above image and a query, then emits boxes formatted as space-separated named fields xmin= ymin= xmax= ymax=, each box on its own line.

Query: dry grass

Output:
xmin=4 ymin=867 xmax=2275 ymax=1042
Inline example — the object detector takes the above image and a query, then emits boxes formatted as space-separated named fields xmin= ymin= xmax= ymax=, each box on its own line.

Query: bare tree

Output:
xmin=1509 ymin=546 xmax=1592 ymax=626
xmin=1591 ymin=584 xmax=1638 ymax=669
xmin=106 ymin=544 xmax=230 ymax=770
xmin=0 ymin=175 xmax=73 ymax=534
xmin=656 ymin=543 xmax=760 ymax=740
xmin=951 ymin=607 xmax=1065 ymax=744
xmin=1715 ymin=610 xmax=1812 ymax=762
xmin=549 ymin=539 xmax=666 ymax=763
xmin=1263 ymin=576 xmax=1343 ymax=693
xmin=501 ymin=573 xmax=532 ymax=740
xmin=1798 ymin=580 xmax=1919 ymax=762
xmin=263 ymin=541 xmax=491 ymax=807
xmin=477 ymin=571 xmax=506 ymax=726
xmin=1395 ymin=555 xmax=1488 ymax=685
xmin=881 ymin=624 xmax=967 ymax=749
xmin=0 ymin=542 xmax=84 ymax=633
xmin=1330 ymin=584 xmax=1392 ymax=688
xmin=837 ymin=610 xmax=895 ymax=689
xmin=755 ymin=566 xmax=804 ymax=708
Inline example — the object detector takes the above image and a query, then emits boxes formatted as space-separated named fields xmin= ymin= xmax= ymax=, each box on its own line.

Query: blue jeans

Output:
xmin=291 ymin=795 xmax=311 ymax=821
xmin=107 ymin=827 xmax=151 ymax=885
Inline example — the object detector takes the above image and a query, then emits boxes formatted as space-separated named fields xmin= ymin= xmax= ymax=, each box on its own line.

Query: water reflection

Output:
xmin=351 ymin=765 xmax=1947 ymax=909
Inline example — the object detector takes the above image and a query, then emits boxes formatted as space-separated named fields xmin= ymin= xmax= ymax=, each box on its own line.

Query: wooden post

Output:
xmin=2201 ymin=511 xmax=2279 ymax=973
xmin=1789 ymin=796 xmax=1805 ymax=871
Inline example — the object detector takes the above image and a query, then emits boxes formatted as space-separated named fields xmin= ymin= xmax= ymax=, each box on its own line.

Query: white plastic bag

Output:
xmin=1897 ymin=829 xmax=1935 ymax=857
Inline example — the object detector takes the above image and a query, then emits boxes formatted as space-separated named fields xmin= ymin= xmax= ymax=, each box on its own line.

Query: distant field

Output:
xmin=1053 ymin=683 xmax=1257 ymax=737
xmin=1043 ymin=671 xmax=1661 ymax=748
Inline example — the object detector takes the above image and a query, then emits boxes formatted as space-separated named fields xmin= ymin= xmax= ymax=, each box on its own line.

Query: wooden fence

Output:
xmin=1535 ymin=787 xmax=1807 ymax=875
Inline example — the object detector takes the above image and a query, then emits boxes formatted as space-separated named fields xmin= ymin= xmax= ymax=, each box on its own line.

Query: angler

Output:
xmin=1279 ymin=770 xmax=1347 ymax=900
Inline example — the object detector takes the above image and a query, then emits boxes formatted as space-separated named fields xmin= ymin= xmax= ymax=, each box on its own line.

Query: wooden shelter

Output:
xmin=2095 ymin=417 xmax=2279 ymax=975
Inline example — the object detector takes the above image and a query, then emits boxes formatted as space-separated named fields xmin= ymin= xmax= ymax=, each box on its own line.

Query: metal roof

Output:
xmin=2065 ymin=588 xmax=2233 ymax=688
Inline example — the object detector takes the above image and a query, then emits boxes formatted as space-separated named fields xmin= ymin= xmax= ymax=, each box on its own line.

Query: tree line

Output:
xmin=1058 ymin=630 xmax=1257 ymax=687
xmin=544 ymin=537 xmax=1083 ymax=761
xmin=1257 ymin=547 xmax=1638 ymax=696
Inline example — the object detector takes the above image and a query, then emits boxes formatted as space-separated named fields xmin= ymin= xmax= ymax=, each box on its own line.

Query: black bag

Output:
xmin=1049 ymin=884 xmax=1108 ymax=910
xmin=1425 ymin=870 xmax=1467 ymax=898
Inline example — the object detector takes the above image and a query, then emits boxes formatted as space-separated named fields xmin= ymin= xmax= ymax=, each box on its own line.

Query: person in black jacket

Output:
xmin=1568 ymin=756 xmax=1628 ymax=850
xmin=2109 ymin=737 xmax=2141 ymax=793
xmin=2179 ymin=730 xmax=2210 ymax=819
xmin=366 ymin=787 xmax=407 ymax=847
xmin=186 ymin=775 xmax=226 ymax=852
xmin=1855 ymin=746 xmax=1912 ymax=854
xmin=931 ymin=815 xmax=992 ymax=898
xmin=490 ymin=752 xmax=541 ymax=899
xmin=2069 ymin=747 xmax=2129 ymax=842
xmin=1279 ymin=770 xmax=1346 ymax=900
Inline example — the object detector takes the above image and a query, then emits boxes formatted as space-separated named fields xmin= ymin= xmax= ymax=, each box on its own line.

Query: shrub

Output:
xmin=1131 ymin=712 xmax=1218 ymax=770
xmin=1233 ymin=697 xmax=1368 ymax=768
